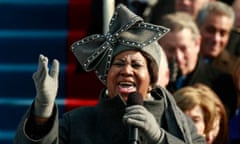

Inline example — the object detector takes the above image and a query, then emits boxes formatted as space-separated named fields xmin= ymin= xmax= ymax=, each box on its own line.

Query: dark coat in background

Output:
xmin=226 ymin=30 xmax=240 ymax=57
xmin=212 ymin=50 xmax=240 ymax=75
xmin=167 ymin=59 xmax=237 ymax=118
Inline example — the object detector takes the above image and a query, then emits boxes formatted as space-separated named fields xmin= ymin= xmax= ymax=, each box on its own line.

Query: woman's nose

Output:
xmin=120 ymin=65 xmax=133 ymax=76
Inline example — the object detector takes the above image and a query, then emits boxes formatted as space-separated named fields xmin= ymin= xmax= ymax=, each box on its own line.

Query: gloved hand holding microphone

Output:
xmin=123 ymin=92 xmax=165 ymax=143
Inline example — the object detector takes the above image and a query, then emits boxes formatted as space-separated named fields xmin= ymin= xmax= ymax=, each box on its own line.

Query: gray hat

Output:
xmin=71 ymin=4 xmax=169 ymax=85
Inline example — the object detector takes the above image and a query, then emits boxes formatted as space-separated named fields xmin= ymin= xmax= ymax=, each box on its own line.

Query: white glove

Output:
xmin=123 ymin=105 xmax=164 ymax=143
xmin=33 ymin=54 xmax=59 ymax=118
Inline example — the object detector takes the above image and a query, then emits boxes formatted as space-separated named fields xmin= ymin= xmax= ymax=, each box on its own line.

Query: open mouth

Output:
xmin=119 ymin=82 xmax=135 ymax=87
xmin=118 ymin=82 xmax=136 ymax=93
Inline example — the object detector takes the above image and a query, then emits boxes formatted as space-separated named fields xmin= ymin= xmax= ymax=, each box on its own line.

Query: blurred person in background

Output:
xmin=175 ymin=0 xmax=216 ymax=19
xmin=196 ymin=1 xmax=239 ymax=74
xmin=232 ymin=0 xmax=240 ymax=30
xmin=174 ymin=83 xmax=229 ymax=144
xmin=196 ymin=1 xmax=240 ymax=115
xmin=150 ymin=0 xmax=215 ymax=25
xmin=226 ymin=0 xmax=240 ymax=57
xmin=192 ymin=83 xmax=229 ymax=144
xmin=115 ymin=0 xmax=158 ymax=22
xmin=197 ymin=2 xmax=240 ymax=142
xmin=196 ymin=1 xmax=235 ymax=62
xmin=158 ymin=12 xmax=237 ymax=119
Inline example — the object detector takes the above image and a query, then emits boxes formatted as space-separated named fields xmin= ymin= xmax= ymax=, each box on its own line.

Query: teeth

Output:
xmin=119 ymin=82 xmax=134 ymax=87
xmin=120 ymin=82 xmax=132 ymax=85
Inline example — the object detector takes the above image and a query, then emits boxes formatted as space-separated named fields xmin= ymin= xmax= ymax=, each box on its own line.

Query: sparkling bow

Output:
xmin=71 ymin=4 xmax=169 ymax=84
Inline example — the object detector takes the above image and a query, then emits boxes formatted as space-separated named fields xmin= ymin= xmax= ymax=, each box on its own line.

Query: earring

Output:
xmin=148 ymin=86 xmax=152 ymax=92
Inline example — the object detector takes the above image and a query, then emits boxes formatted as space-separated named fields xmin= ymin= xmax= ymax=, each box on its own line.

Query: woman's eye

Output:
xmin=112 ymin=61 xmax=142 ymax=68
xmin=112 ymin=62 xmax=124 ymax=66
xmin=132 ymin=63 xmax=141 ymax=68
xmin=192 ymin=117 xmax=201 ymax=123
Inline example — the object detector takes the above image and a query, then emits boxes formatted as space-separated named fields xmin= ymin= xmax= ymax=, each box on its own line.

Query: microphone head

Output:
xmin=127 ymin=92 xmax=143 ymax=106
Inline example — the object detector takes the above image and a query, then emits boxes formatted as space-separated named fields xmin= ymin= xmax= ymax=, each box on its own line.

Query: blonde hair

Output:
xmin=192 ymin=83 xmax=229 ymax=144
xmin=174 ymin=85 xmax=215 ymax=134
xmin=174 ymin=83 xmax=229 ymax=143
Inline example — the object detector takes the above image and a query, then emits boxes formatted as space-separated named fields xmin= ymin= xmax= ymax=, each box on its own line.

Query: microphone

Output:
xmin=168 ymin=57 xmax=179 ymax=83
xmin=127 ymin=92 xmax=143 ymax=144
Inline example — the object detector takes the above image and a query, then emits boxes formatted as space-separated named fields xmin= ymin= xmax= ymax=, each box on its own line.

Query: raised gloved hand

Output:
xmin=33 ymin=54 xmax=59 ymax=118
xmin=123 ymin=105 xmax=164 ymax=143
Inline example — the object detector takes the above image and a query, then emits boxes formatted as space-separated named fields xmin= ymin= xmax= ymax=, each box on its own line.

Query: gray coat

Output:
xmin=14 ymin=87 xmax=206 ymax=144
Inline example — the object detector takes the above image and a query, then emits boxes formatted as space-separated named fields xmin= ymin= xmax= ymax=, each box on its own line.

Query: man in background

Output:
xmin=158 ymin=12 xmax=237 ymax=119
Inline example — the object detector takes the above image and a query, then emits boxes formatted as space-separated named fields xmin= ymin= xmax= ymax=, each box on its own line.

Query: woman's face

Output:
xmin=106 ymin=50 xmax=151 ymax=101
xmin=184 ymin=105 xmax=205 ymax=136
